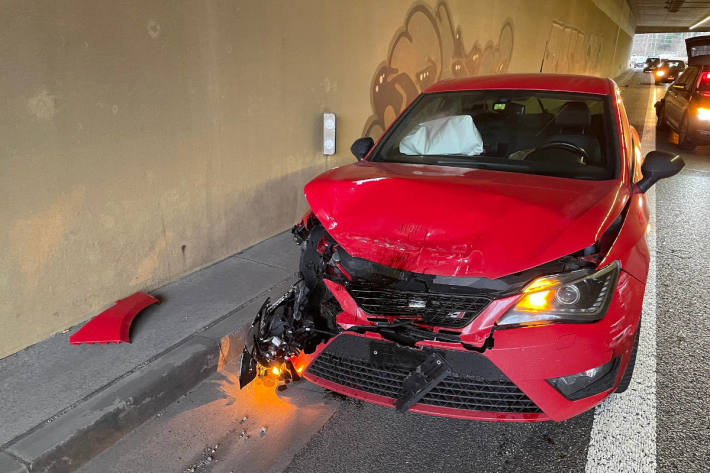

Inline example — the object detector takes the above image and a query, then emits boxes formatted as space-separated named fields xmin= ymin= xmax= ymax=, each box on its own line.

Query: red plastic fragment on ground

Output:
xmin=69 ymin=292 xmax=159 ymax=345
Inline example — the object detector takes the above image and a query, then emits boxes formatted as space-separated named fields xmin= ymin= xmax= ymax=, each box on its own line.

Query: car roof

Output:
xmin=424 ymin=73 xmax=615 ymax=96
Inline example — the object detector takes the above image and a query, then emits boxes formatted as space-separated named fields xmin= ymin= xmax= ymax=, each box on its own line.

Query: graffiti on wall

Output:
xmin=540 ymin=21 xmax=604 ymax=75
xmin=362 ymin=1 xmax=514 ymax=138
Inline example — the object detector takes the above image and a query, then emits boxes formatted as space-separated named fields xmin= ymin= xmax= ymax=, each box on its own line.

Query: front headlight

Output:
xmin=497 ymin=261 xmax=620 ymax=327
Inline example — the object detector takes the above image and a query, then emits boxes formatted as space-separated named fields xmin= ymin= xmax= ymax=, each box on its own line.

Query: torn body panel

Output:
xmin=239 ymin=222 xmax=342 ymax=388
xmin=69 ymin=292 xmax=159 ymax=345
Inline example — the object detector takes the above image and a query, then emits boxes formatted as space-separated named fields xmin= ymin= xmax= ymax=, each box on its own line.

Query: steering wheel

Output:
xmin=528 ymin=141 xmax=589 ymax=164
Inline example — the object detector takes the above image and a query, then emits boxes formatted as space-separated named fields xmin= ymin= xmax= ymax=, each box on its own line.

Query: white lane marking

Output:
xmin=585 ymin=79 xmax=658 ymax=473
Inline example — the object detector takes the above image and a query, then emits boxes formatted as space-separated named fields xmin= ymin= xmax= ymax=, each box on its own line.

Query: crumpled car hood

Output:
xmin=304 ymin=162 xmax=626 ymax=279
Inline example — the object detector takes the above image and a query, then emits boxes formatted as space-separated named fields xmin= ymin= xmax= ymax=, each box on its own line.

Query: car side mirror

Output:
xmin=351 ymin=137 xmax=374 ymax=161
xmin=637 ymin=151 xmax=685 ymax=192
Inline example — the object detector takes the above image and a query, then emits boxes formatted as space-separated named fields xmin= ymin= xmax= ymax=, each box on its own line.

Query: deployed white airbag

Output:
xmin=399 ymin=115 xmax=483 ymax=156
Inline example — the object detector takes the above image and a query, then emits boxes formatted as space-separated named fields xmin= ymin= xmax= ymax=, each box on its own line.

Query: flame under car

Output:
xmin=240 ymin=73 xmax=684 ymax=422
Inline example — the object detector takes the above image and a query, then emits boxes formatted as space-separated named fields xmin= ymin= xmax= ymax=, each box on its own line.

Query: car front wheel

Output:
xmin=678 ymin=115 xmax=697 ymax=150
xmin=656 ymin=103 xmax=668 ymax=131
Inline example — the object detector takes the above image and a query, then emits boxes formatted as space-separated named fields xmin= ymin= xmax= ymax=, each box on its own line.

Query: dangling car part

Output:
xmin=240 ymin=73 xmax=684 ymax=422
xmin=239 ymin=222 xmax=343 ymax=388
xmin=69 ymin=292 xmax=159 ymax=345
xmin=238 ymin=283 xmax=340 ymax=388
xmin=239 ymin=285 xmax=305 ymax=388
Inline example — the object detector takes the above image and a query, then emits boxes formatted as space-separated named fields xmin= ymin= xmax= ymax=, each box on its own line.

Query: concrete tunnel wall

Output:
xmin=0 ymin=0 xmax=635 ymax=359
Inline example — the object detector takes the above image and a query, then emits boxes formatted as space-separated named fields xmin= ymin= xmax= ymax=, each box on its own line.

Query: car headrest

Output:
xmin=505 ymin=102 xmax=525 ymax=116
xmin=555 ymin=102 xmax=591 ymax=128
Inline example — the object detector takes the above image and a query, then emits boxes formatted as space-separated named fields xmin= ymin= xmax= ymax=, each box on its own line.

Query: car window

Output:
xmin=686 ymin=67 xmax=699 ymax=88
xmin=674 ymin=66 xmax=698 ymax=89
xmin=673 ymin=69 xmax=687 ymax=87
xmin=369 ymin=90 xmax=618 ymax=180
xmin=664 ymin=61 xmax=682 ymax=68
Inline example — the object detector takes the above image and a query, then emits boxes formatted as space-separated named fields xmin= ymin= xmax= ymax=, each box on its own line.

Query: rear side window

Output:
xmin=689 ymin=44 xmax=710 ymax=58
xmin=675 ymin=67 xmax=699 ymax=89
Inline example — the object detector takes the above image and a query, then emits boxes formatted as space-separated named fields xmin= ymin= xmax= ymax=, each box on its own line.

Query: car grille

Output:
xmin=347 ymin=285 xmax=491 ymax=328
xmin=366 ymin=319 xmax=462 ymax=343
xmin=307 ymin=336 xmax=541 ymax=414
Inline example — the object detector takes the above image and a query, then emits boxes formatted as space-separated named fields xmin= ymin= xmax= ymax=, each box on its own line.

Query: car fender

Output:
xmin=599 ymin=192 xmax=650 ymax=283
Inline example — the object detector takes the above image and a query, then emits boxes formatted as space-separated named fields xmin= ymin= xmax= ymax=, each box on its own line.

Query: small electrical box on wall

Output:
xmin=323 ymin=113 xmax=336 ymax=155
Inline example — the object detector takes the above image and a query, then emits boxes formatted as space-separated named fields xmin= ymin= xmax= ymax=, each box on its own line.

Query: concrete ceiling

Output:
xmin=630 ymin=0 xmax=710 ymax=32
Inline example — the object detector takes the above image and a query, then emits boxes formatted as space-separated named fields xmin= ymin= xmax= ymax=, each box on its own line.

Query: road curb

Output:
xmin=0 ymin=452 xmax=28 ymax=473
xmin=1 ymin=279 xmax=293 ymax=472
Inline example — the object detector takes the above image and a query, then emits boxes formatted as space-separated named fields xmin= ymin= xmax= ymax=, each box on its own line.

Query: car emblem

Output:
xmin=408 ymin=298 xmax=426 ymax=309
xmin=447 ymin=311 xmax=466 ymax=319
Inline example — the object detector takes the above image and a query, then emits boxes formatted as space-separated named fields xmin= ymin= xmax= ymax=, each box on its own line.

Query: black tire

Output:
xmin=616 ymin=326 xmax=639 ymax=394
xmin=678 ymin=115 xmax=697 ymax=150
xmin=656 ymin=103 xmax=668 ymax=131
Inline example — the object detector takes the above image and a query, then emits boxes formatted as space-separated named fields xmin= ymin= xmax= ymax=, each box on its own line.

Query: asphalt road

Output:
xmin=79 ymin=72 xmax=709 ymax=473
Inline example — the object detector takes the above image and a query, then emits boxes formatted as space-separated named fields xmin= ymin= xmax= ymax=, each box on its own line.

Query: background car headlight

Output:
xmin=497 ymin=261 xmax=620 ymax=327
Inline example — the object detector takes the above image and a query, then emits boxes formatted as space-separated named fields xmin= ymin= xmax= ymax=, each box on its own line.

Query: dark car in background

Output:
xmin=654 ymin=59 xmax=685 ymax=84
xmin=656 ymin=36 xmax=710 ymax=149
xmin=643 ymin=57 xmax=661 ymax=72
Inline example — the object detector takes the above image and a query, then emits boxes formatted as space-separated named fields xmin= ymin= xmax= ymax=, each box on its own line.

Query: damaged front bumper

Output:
xmin=239 ymin=289 xmax=300 ymax=388
xmin=239 ymin=281 xmax=334 ymax=388
xmin=303 ymin=332 xmax=545 ymax=421
xmin=239 ymin=218 xmax=644 ymax=422
xmin=300 ymin=271 xmax=640 ymax=422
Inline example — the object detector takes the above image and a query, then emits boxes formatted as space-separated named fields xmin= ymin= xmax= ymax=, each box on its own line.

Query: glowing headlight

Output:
xmin=497 ymin=261 xmax=620 ymax=327
xmin=697 ymin=107 xmax=710 ymax=121
xmin=655 ymin=70 xmax=665 ymax=77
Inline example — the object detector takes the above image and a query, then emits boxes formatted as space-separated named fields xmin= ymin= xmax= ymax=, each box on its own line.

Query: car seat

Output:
xmin=544 ymin=102 xmax=602 ymax=165
xmin=472 ymin=103 xmax=526 ymax=156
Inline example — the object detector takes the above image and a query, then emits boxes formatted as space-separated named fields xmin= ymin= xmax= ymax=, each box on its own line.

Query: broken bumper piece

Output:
xmin=239 ymin=282 xmax=326 ymax=388
xmin=240 ymin=287 xmax=295 ymax=388
xmin=69 ymin=292 xmax=159 ymax=345
xmin=394 ymin=351 xmax=449 ymax=412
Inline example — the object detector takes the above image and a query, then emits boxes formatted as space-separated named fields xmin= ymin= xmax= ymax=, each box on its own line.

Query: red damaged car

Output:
xmin=240 ymin=74 xmax=684 ymax=422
